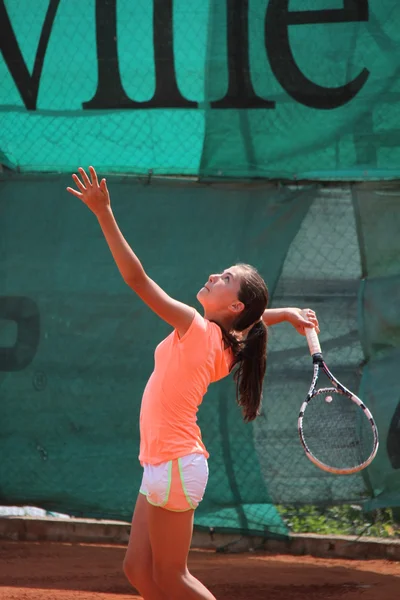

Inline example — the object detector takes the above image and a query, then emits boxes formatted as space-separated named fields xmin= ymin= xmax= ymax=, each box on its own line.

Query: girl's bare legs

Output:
xmin=123 ymin=493 xmax=169 ymax=600
xmin=147 ymin=504 xmax=217 ymax=600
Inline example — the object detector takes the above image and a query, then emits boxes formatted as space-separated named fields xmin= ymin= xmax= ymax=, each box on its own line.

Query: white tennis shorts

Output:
xmin=140 ymin=453 xmax=209 ymax=512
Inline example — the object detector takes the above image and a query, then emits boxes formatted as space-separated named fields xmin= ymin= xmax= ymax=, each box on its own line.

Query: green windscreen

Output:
xmin=1 ymin=175 xmax=399 ymax=534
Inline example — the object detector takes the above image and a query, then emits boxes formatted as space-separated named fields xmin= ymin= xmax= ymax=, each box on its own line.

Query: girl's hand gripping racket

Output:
xmin=298 ymin=323 xmax=379 ymax=475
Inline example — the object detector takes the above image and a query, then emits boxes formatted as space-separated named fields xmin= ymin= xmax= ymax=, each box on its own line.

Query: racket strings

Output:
xmin=302 ymin=390 xmax=375 ymax=470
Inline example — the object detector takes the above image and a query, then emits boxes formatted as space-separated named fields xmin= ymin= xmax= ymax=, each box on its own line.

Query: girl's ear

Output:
xmin=229 ymin=301 xmax=245 ymax=314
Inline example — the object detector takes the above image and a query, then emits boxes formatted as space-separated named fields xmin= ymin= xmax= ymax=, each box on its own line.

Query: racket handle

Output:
xmin=301 ymin=310 xmax=322 ymax=355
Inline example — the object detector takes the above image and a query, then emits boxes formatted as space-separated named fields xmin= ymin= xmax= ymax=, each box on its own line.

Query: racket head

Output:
xmin=298 ymin=386 xmax=379 ymax=475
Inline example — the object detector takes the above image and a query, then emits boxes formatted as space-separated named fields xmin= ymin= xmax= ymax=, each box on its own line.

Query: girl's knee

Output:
xmin=153 ymin=564 xmax=186 ymax=592
xmin=122 ymin=555 xmax=130 ymax=578
xmin=122 ymin=556 xmax=135 ymax=583
xmin=123 ymin=555 xmax=151 ymax=589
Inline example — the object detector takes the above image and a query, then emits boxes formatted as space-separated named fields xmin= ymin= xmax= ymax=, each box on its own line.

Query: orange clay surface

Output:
xmin=0 ymin=540 xmax=399 ymax=600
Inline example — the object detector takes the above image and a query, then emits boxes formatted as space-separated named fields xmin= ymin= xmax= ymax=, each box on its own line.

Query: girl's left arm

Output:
xmin=262 ymin=307 xmax=319 ymax=336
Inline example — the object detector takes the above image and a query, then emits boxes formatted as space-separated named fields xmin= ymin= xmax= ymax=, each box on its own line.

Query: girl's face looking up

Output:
xmin=197 ymin=266 xmax=245 ymax=318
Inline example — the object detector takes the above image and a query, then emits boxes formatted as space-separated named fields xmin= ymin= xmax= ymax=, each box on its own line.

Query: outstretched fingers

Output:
xmin=66 ymin=186 xmax=83 ymax=198
xmin=89 ymin=166 xmax=99 ymax=187
xmin=72 ymin=173 xmax=86 ymax=192
xmin=78 ymin=167 xmax=92 ymax=187
xmin=67 ymin=168 xmax=96 ymax=198
xmin=67 ymin=167 xmax=110 ymax=216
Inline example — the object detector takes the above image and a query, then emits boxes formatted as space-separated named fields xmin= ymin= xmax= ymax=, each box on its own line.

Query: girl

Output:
xmin=67 ymin=167 xmax=319 ymax=600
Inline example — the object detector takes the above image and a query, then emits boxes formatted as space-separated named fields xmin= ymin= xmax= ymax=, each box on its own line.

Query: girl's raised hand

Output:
xmin=67 ymin=166 xmax=110 ymax=216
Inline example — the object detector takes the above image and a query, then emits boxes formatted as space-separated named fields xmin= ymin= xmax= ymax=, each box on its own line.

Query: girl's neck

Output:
xmin=203 ymin=310 xmax=233 ymax=332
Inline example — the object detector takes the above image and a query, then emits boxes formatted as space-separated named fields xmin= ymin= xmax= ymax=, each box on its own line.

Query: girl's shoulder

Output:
xmin=177 ymin=310 xmax=224 ymax=350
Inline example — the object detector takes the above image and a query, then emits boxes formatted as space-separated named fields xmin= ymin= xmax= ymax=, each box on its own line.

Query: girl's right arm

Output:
xmin=262 ymin=307 xmax=319 ymax=335
xmin=67 ymin=167 xmax=194 ymax=338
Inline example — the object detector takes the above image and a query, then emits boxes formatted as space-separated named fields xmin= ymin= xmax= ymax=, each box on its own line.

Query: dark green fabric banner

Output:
xmin=1 ymin=1 xmax=400 ymax=178
xmin=352 ymin=184 xmax=400 ymax=510
xmin=1 ymin=174 xmax=400 ymax=530
xmin=0 ymin=174 xmax=315 ymax=534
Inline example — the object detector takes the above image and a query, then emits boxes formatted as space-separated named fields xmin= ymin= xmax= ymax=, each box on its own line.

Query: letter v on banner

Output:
xmin=0 ymin=0 xmax=61 ymax=110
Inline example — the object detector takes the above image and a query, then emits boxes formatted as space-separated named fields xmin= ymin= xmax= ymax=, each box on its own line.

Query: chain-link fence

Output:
xmin=255 ymin=186 xmax=365 ymax=506
xmin=2 ymin=175 xmax=399 ymax=547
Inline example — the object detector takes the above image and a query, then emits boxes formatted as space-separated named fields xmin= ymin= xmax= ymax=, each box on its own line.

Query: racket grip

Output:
xmin=302 ymin=314 xmax=321 ymax=355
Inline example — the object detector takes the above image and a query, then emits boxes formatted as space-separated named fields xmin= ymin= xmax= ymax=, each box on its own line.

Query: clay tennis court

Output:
xmin=0 ymin=540 xmax=399 ymax=600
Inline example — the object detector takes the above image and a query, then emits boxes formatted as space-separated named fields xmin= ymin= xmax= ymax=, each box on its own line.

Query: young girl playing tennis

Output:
xmin=67 ymin=167 xmax=319 ymax=600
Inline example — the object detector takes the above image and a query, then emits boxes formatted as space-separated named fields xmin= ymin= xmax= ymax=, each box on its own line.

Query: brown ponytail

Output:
xmin=218 ymin=264 xmax=269 ymax=422
xmin=233 ymin=320 xmax=267 ymax=422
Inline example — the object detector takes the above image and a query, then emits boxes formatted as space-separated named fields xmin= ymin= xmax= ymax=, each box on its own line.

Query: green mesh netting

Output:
xmin=1 ymin=175 xmax=399 ymax=535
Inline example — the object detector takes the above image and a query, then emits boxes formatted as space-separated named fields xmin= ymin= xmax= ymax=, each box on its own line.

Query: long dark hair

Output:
xmin=219 ymin=264 xmax=269 ymax=422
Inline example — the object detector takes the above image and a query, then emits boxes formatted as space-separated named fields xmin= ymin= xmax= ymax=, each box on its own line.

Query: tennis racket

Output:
xmin=298 ymin=325 xmax=379 ymax=475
